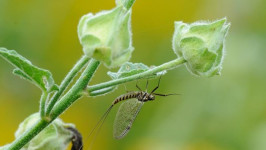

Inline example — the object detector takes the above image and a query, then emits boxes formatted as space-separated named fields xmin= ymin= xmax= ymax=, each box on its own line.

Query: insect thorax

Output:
xmin=137 ymin=91 xmax=155 ymax=102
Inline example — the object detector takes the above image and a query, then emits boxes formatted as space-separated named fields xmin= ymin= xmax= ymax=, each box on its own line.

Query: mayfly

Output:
xmin=81 ymin=77 xmax=177 ymax=149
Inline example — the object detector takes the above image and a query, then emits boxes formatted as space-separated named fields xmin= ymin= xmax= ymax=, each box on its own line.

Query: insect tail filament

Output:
xmin=80 ymin=105 xmax=113 ymax=150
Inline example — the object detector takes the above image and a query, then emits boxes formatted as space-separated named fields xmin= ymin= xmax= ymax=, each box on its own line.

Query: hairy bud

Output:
xmin=172 ymin=18 xmax=230 ymax=77
xmin=78 ymin=3 xmax=134 ymax=68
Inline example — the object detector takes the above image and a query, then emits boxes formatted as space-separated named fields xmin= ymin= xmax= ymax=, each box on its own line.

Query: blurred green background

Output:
xmin=1 ymin=0 xmax=266 ymax=150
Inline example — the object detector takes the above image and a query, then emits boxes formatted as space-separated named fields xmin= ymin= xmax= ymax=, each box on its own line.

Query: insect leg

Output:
xmin=150 ymin=76 xmax=162 ymax=94
xmin=136 ymin=80 xmax=142 ymax=91
xmin=145 ymin=80 xmax=149 ymax=92
xmin=123 ymin=84 xmax=131 ymax=93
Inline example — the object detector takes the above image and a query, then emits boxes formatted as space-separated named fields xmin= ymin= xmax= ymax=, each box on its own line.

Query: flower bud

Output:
xmin=78 ymin=4 xmax=134 ymax=68
xmin=172 ymin=18 xmax=230 ymax=77
xmin=14 ymin=113 xmax=76 ymax=150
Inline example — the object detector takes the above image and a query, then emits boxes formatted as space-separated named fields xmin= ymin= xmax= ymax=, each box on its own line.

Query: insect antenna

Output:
xmin=153 ymin=93 xmax=180 ymax=97
xmin=79 ymin=105 xmax=114 ymax=150
xmin=150 ymin=76 xmax=180 ymax=97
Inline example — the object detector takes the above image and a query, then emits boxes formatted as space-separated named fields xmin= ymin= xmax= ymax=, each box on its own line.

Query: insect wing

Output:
xmin=113 ymin=99 xmax=144 ymax=139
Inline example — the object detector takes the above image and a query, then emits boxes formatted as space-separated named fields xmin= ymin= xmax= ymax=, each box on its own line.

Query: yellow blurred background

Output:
xmin=1 ymin=0 xmax=266 ymax=150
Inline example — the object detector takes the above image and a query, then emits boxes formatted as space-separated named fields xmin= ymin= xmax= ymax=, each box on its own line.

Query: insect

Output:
xmin=81 ymin=77 xmax=177 ymax=150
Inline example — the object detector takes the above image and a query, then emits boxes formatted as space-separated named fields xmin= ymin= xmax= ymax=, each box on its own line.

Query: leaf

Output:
xmin=0 ymin=47 xmax=57 ymax=92
xmin=13 ymin=68 xmax=33 ymax=82
xmin=107 ymin=62 xmax=167 ymax=79
xmin=113 ymin=99 xmax=144 ymax=139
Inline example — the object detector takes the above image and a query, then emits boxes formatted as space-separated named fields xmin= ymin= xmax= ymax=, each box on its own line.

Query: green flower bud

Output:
xmin=13 ymin=113 xmax=77 ymax=150
xmin=78 ymin=4 xmax=134 ymax=68
xmin=172 ymin=18 xmax=230 ymax=77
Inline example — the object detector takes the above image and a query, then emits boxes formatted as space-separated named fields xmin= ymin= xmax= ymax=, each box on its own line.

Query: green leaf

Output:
xmin=0 ymin=47 xmax=57 ymax=92
xmin=107 ymin=62 xmax=167 ymax=79
xmin=116 ymin=0 xmax=136 ymax=10
xmin=13 ymin=68 xmax=33 ymax=82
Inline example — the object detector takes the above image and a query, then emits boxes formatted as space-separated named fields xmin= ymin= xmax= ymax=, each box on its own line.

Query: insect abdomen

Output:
xmin=113 ymin=92 xmax=139 ymax=105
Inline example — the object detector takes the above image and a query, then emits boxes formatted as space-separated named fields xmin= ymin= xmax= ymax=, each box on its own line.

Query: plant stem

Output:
xmin=45 ymin=55 xmax=90 ymax=116
xmin=8 ymin=59 xmax=100 ymax=150
xmin=87 ymin=57 xmax=186 ymax=93
xmin=50 ymin=59 xmax=100 ymax=119
xmin=89 ymin=86 xmax=117 ymax=97
xmin=40 ymin=92 xmax=48 ymax=119
xmin=8 ymin=120 xmax=49 ymax=150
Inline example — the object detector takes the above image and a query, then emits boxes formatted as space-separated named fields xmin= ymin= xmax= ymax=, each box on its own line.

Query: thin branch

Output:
xmin=87 ymin=57 xmax=186 ymax=94
xmin=45 ymin=55 xmax=90 ymax=116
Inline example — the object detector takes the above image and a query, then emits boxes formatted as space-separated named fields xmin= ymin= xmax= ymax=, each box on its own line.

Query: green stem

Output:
xmin=8 ymin=120 xmax=49 ymax=150
xmin=50 ymin=59 xmax=100 ymax=119
xmin=8 ymin=59 xmax=100 ymax=150
xmin=89 ymin=86 xmax=117 ymax=97
xmin=87 ymin=57 xmax=186 ymax=93
xmin=45 ymin=55 xmax=90 ymax=116
xmin=40 ymin=92 xmax=48 ymax=119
